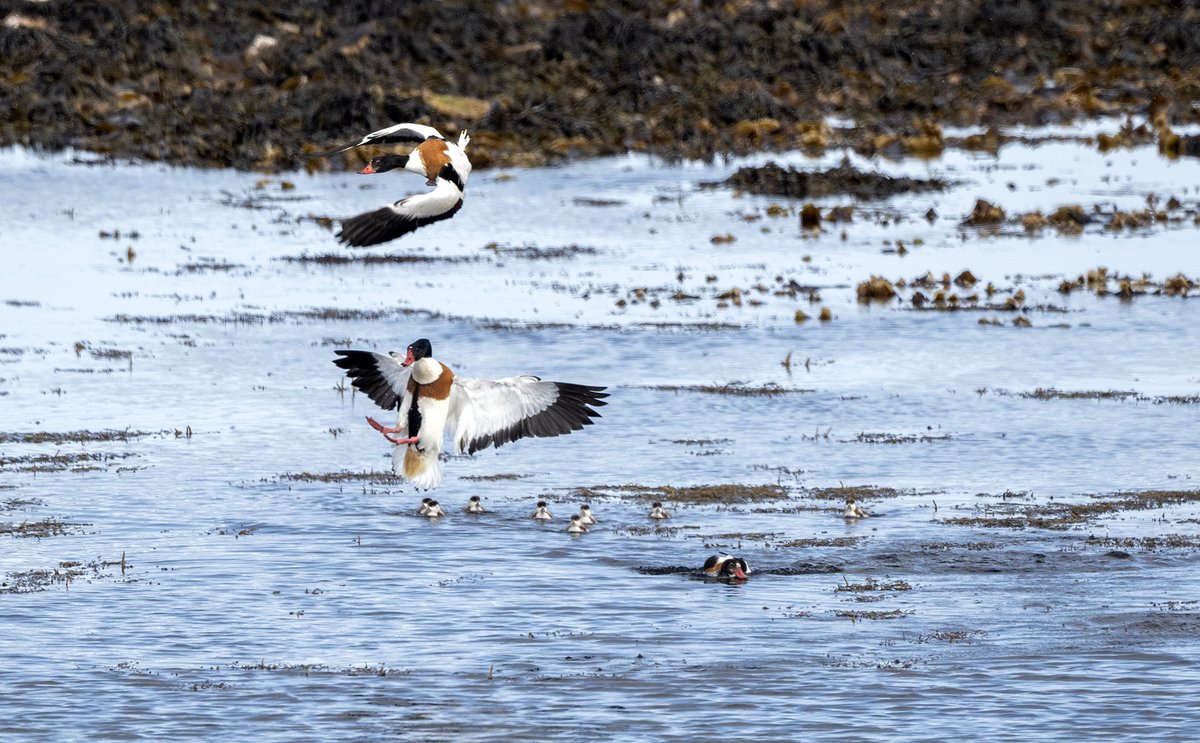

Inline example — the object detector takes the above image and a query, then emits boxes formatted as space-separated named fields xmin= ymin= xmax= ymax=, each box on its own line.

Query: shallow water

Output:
xmin=2 ymin=130 xmax=1199 ymax=740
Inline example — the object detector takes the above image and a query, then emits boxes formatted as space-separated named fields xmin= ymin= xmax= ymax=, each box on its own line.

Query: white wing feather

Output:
xmin=447 ymin=376 xmax=559 ymax=455
xmin=361 ymin=122 xmax=444 ymax=144
xmin=318 ymin=123 xmax=444 ymax=157
xmin=388 ymin=178 xmax=464 ymax=219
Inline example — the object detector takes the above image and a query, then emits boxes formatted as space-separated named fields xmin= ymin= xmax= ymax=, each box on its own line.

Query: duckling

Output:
xmin=424 ymin=500 xmax=446 ymax=518
xmin=843 ymin=498 xmax=869 ymax=519
xmin=648 ymin=501 xmax=670 ymax=519
xmin=578 ymin=504 xmax=597 ymax=526
xmin=416 ymin=497 xmax=433 ymax=516
xmin=465 ymin=495 xmax=486 ymax=515
xmin=530 ymin=500 xmax=553 ymax=520
xmin=567 ymin=514 xmax=589 ymax=534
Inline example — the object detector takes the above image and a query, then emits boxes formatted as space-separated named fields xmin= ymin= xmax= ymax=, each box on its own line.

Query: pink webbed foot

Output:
xmin=366 ymin=416 xmax=404 ymax=434
xmin=365 ymin=417 xmax=418 ymax=445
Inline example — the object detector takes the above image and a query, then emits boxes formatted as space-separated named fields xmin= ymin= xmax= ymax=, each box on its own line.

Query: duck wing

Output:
xmin=317 ymin=122 xmax=444 ymax=157
xmin=336 ymin=177 xmax=464 ymax=247
xmin=332 ymin=350 xmax=412 ymax=410
xmin=447 ymin=376 xmax=608 ymax=455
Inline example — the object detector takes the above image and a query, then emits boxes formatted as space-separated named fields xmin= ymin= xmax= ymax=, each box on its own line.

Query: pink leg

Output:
xmin=383 ymin=433 xmax=419 ymax=445
xmin=366 ymin=416 xmax=405 ymax=434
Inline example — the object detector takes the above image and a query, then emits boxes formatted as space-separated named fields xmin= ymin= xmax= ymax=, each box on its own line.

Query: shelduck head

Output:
xmin=359 ymin=155 xmax=407 ymax=175
xmin=719 ymin=557 xmax=750 ymax=580
xmin=402 ymin=339 xmax=433 ymax=367
xmin=567 ymin=514 xmax=587 ymax=533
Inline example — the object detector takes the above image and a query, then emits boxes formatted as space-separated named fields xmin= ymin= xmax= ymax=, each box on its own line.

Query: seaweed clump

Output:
xmin=572 ymin=483 xmax=788 ymax=504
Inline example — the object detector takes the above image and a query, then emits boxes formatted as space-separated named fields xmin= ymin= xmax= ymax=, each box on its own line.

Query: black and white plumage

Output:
xmin=700 ymin=555 xmax=751 ymax=580
xmin=333 ymin=339 xmax=608 ymax=489
xmin=318 ymin=123 xmax=472 ymax=248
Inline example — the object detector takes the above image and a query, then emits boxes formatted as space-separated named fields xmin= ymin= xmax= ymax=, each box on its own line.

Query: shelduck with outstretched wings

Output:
xmin=333 ymin=339 xmax=608 ymax=489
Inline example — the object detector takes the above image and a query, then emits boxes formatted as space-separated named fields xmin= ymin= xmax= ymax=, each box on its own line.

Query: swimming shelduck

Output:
xmin=578 ymin=504 xmax=597 ymax=526
xmin=317 ymin=122 xmax=471 ymax=247
xmin=417 ymin=497 xmax=433 ymax=515
xmin=334 ymin=339 xmax=607 ymax=490
xmin=844 ymin=499 xmax=869 ymax=519
xmin=718 ymin=557 xmax=751 ymax=580
xmin=567 ymin=514 xmax=588 ymax=534
xmin=648 ymin=502 xmax=670 ymax=519
xmin=424 ymin=500 xmax=446 ymax=518
xmin=465 ymin=495 xmax=486 ymax=515
xmin=700 ymin=555 xmax=751 ymax=579
xmin=531 ymin=501 xmax=553 ymax=520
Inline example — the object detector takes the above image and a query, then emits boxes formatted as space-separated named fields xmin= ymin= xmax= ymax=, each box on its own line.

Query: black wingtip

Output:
xmin=315 ymin=143 xmax=355 ymax=159
xmin=336 ymin=200 xmax=463 ymax=247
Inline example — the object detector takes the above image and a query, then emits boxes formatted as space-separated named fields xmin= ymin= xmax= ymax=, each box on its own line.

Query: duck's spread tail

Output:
xmin=458 ymin=130 xmax=470 ymax=150
xmin=393 ymin=445 xmax=443 ymax=490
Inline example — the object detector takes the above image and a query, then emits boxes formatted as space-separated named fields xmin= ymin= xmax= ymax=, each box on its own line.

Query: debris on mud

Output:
xmin=856 ymin=276 xmax=896 ymax=302
xmin=1086 ymin=535 xmax=1200 ymax=551
xmin=0 ymin=451 xmax=138 ymax=474
xmin=572 ymin=483 xmax=788 ymax=505
xmin=279 ymin=471 xmax=404 ymax=484
xmin=278 ymin=253 xmax=480 ymax=265
xmin=0 ymin=518 xmax=86 ymax=539
xmin=943 ymin=489 xmax=1200 ymax=530
xmin=800 ymin=485 xmax=909 ymax=501
xmin=725 ymin=163 xmax=945 ymax=200
xmin=773 ymin=537 xmax=865 ymax=550
xmin=0 ymin=429 xmax=155 ymax=444
xmin=644 ymin=383 xmax=813 ymax=397
xmin=1 ymin=558 xmax=123 ymax=594
xmin=962 ymin=201 xmax=1200 ymax=238
xmin=1057 ymin=268 xmax=1197 ymax=298
xmin=836 ymin=578 xmax=913 ymax=593
xmin=835 ymin=609 xmax=911 ymax=621
xmin=852 ymin=432 xmax=954 ymax=445
xmin=1005 ymin=388 xmax=1200 ymax=405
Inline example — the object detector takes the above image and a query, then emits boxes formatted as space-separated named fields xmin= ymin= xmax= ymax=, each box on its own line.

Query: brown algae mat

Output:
xmin=3 ymin=1 xmax=1198 ymax=170
xmin=572 ymin=483 xmax=788 ymax=504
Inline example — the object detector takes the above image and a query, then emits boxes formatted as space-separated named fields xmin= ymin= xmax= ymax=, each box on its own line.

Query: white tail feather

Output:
xmin=392 ymin=445 xmax=443 ymax=490
xmin=458 ymin=130 xmax=470 ymax=150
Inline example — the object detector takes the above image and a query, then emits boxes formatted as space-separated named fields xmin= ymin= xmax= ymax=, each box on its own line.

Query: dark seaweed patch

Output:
xmin=642 ymin=384 xmax=813 ymax=397
xmin=278 ymin=253 xmax=480 ymax=265
xmin=572 ymin=483 xmax=788 ymax=504
xmin=943 ymin=489 xmax=1200 ymax=530
xmin=279 ymin=471 xmax=405 ymax=484
xmin=724 ymin=163 xmax=946 ymax=200
xmin=853 ymin=432 xmax=955 ymax=444
xmin=0 ymin=429 xmax=155 ymax=444
xmin=800 ymin=485 xmax=908 ymax=501
xmin=0 ymin=518 xmax=88 ymax=538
